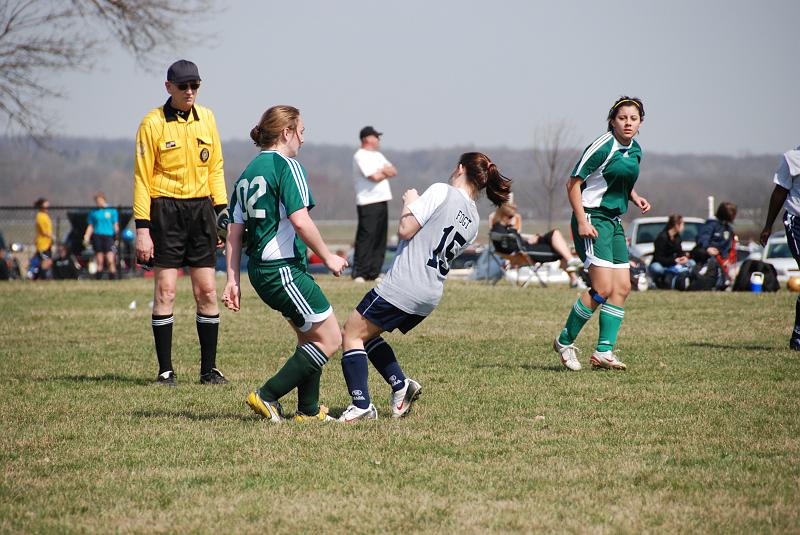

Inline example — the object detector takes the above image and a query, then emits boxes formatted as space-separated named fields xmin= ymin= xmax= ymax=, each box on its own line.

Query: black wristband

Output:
xmin=214 ymin=204 xmax=228 ymax=216
xmin=135 ymin=219 xmax=151 ymax=229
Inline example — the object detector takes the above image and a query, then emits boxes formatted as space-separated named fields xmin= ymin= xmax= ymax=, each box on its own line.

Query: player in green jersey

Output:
xmin=222 ymin=105 xmax=348 ymax=422
xmin=553 ymin=96 xmax=651 ymax=371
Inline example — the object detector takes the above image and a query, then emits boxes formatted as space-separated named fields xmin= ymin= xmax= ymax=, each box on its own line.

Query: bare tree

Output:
xmin=532 ymin=121 xmax=579 ymax=228
xmin=0 ymin=0 xmax=213 ymax=146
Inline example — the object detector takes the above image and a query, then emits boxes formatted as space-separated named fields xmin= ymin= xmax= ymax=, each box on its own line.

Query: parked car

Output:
xmin=761 ymin=231 xmax=798 ymax=283
xmin=627 ymin=216 xmax=705 ymax=264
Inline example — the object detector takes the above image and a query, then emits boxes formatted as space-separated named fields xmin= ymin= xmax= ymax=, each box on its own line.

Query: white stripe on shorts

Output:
xmin=279 ymin=266 xmax=314 ymax=316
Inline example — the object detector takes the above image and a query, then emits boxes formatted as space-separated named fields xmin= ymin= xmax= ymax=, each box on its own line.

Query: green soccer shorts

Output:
xmin=571 ymin=213 xmax=629 ymax=269
xmin=248 ymin=262 xmax=333 ymax=332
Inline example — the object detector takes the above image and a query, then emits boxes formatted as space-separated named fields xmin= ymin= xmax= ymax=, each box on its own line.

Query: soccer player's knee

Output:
xmin=617 ymin=279 xmax=632 ymax=299
xmin=588 ymin=287 xmax=607 ymax=305
xmin=321 ymin=330 xmax=342 ymax=357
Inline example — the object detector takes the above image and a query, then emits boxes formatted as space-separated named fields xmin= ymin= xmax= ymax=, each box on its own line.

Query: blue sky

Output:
xmin=54 ymin=0 xmax=799 ymax=155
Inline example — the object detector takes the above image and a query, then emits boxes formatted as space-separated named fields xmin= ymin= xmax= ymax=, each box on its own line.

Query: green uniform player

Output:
xmin=223 ymin=106 xmax=348 ymax=422
xmin=570 ymin=130 xmax=643 ymax=268
xmin=553 ymin=97 xmax=651 ymax=372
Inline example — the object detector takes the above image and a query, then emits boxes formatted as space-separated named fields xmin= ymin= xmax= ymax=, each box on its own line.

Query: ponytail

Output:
xmin=250 ymin=105 xmax=300 ymax=148
xmin=458 ymin=152 xmax=511 ymax=207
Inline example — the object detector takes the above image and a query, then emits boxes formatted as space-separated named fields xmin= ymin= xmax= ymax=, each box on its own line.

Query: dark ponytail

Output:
xmin=458 ymin=152 xmax=511 ymax=207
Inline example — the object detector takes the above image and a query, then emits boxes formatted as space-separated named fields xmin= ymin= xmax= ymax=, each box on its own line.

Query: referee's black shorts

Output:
xmin=151 ymin=197 xmax=217 ymax=268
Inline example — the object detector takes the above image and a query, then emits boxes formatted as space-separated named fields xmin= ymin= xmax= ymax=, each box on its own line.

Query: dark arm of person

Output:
xmin=696 ymin=222 xmax=712 ymax=248
xmin=761 ymin=185 xmax=789 ymax=246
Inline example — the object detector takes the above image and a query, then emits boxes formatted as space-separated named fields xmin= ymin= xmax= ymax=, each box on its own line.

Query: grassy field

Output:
xmin=1 ymin=278 xmax=798 ymax=533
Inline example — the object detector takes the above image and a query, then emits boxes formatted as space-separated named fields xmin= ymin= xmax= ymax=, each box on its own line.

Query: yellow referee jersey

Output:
xmin=133 ymin=99 xmax=227 ymax=225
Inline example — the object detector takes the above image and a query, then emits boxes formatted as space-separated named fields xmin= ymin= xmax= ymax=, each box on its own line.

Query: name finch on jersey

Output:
xmin=376 ymin=183 xmax=479 ymax=316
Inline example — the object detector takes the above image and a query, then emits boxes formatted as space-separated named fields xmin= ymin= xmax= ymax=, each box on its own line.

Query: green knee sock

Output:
xmin=558 ymin=298 xmax=595 ymax=345
xmin=296 ymin=369 xmax=322 ymax=416
xmin=260 ymin=343 xmax=328 ymax=403
xmin=596 ymin=303 xmax=625 ymax=352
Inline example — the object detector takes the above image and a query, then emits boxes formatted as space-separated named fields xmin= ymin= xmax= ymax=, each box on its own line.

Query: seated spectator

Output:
xmin=648 ymin=214 xmax=693 ymax=288
xmin=695 ymin=202 xmax=737 ymax=262
xmin=490 ymin=203 xmax=584 ymax=288
xmin=693 ymin=201 xmax=737 ymax=288
xmin=52 ymin=243 xmax=80 ymax=280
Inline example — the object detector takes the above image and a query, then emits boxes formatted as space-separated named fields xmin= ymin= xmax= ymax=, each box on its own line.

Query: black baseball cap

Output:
xmin=359 ymin=126 xmax=383 ymax=140
xmin=167 ymin=60 xmax=202 ymax=83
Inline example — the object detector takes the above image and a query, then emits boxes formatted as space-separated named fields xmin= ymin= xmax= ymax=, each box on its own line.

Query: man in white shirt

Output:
xmin=761 ymin=145 xmax=800 ymax=350
xmin=352 ymin=126 xmax=397 ymax=282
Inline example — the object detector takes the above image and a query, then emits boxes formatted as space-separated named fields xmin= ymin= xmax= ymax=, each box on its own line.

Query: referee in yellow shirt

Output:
xmin=134 ymin=60 xmax=229 ymax=386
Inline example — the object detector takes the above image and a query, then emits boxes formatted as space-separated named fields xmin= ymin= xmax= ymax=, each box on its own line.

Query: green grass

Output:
xmin=1 ymin=278 xmax=798 ymax=533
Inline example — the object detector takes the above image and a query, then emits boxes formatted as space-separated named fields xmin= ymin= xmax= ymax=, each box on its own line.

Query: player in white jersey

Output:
xmin=760 ymin=145 xmax=800 ymax=350
xmin=337 ymin=152 xmax=512 ymax=421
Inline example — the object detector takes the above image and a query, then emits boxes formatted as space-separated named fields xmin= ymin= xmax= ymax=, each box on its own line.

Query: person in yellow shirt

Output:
xmin=32 ymin=198 xmax=53 ymax=280
xmin=133 ymin=60 xmax=229 ymax=387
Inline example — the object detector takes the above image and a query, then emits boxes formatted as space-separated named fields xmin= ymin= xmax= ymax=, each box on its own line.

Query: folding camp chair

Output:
xmin=488 ymin=230 xmax=562 ymax=288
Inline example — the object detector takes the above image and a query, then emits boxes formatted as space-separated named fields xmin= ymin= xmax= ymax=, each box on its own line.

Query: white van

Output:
xmin=627 ymin=216 xmax=705 ymax=263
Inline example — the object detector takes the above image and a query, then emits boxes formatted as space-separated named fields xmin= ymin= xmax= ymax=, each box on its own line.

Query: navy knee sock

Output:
xmin=365 ymin=337 xmax=406 ymax=392
xmin=794 ymin=295 xmax=800 ymax=339
xmin=341 ymin=349 xmax=371 ymax=409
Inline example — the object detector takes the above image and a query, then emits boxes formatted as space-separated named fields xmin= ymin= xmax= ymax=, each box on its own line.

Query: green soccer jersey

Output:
xmin=230 ymin=150 xmax=315 ymax=265
xmin=571 ymin=132 xmax=642 ymax=218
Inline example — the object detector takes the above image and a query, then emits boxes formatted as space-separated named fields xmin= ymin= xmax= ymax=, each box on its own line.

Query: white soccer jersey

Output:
xmin=774 ymin=146 xmax=800 ymax=217
xmin=376 ymin=183 xmax=478 ymax=316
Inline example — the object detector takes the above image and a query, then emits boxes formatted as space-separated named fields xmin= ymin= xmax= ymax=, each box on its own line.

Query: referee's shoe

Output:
xmin=200 ymin=368 xmax=228 ymax=385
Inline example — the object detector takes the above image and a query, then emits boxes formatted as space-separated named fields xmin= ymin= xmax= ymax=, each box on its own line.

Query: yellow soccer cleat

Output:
xmin=246 ymin=391 xmax=284 ymax=422
xmin=293 ymin=404 xmax=335 ymax=422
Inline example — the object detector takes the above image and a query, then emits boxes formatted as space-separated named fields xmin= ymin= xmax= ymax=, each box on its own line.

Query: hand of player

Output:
xmin=222 ymin=281 xmax=240 ymax=312
xmin=707 ymin=246 xmax=720 ymax=257
xmin=402 ymin=189 xmax=419 ymax=205
xmin=135 ymin=228 xmax=154 ymax=263
xmin=760 ymin=227 xmax=771 ymax=247
xmin=325 ymin=254 xmax=348 ymax=277
xmin=635 ymin=196 xmax=651 ymax=214
xmin=577 ymin=220 xmax=598 ymax=239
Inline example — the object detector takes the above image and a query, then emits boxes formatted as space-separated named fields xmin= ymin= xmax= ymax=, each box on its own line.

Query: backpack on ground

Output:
xmin=688 ymin=257 xmax=723 ymax=291
xmin=732 ymin=259 xmax=780 ymax=292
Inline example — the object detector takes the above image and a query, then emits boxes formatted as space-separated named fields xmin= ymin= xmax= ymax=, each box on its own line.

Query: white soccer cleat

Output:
xmin=391 ymin=378 xmax=422 ymax=418
xmin=338 ymin=404 xmax=378 ymax=423
xmin=553 ymin=338 xmax=581 ymax=371
xmin=590 ymin=350 xmax=627 ymax=370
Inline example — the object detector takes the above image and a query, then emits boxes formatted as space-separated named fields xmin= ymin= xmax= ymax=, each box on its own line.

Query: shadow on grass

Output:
xmin=132 ymin=409 xmax=253 ymax=422
xmin=687 ymin=342 xmax=774 ymax=351
xmin=472 ymin=363 xmax=566 ymax=372
xmin=41 ymin=374 xmax=153 ymax=386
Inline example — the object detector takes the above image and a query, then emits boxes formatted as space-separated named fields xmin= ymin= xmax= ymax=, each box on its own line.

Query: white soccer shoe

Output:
xmin=391 ymin=378 xmax=422 ymax=419
xmin=338 ymin=404 xmax=378 ymax=423
xmin=590 ymin=350 xmax=627 ymax=370
xmin=553 ymin=338 xmax=581 ymax=371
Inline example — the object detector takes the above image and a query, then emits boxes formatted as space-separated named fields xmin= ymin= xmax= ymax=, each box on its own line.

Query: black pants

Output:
xmin=353 ymin=201 xmax=388 ymax=280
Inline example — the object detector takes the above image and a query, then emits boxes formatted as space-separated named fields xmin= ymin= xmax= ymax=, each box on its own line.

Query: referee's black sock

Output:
xmin=151 ymin=314 xmax=174 ymax=375
xmin=196 ymin=312 xmax=220 ymax=374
